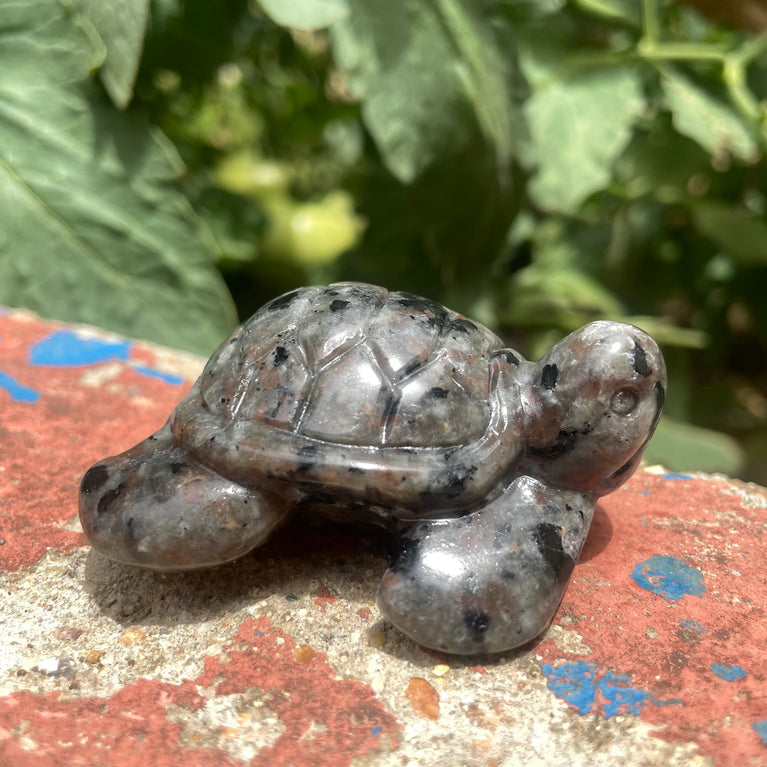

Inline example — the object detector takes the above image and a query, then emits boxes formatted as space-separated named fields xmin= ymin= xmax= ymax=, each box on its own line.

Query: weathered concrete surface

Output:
xmin=1 ymin=306 xmax=766 ymax=766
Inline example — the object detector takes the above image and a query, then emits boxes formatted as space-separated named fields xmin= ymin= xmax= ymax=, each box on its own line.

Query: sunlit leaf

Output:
xmin=520 ymin=48 xmax=644 ymax=212
xmin=0 ymin=0 xmax=237 ymax=354
xmin=258 ymin=0 xmax=350 ymax=31
xmin=332 ymin=0 xmax=514 ymax=182
xmin=70 ymin=0 xmax=150 ymax=109
xmin=661 ymin=68 xmax=759 ymax=163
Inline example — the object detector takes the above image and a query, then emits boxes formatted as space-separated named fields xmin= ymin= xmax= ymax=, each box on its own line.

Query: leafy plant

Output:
xmin=1 ymin=0 xmax=766 ymax=480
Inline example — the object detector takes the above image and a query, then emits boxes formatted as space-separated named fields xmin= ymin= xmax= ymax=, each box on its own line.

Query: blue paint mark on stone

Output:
xmin=753 ymin=719 xmax=767 ymax=745
xmin=0 ymin=369 xmax=40 ymax=403
xmin=663 ymin=472 xmax=692 ymax=480
xmin=711 ymin=663 xmax=747 ymax=681
xmin=680 ymin=619 xmax=707 ymax=633
xmin=597 ymin=671 xmax=653 ymax=717
xmin=541 ymin=661 xmax=670 ymax=719
xmin=631 ymin=555 xmax=705 ymax=600
xmin=371 ymin=724 xmax=381 ymax=736
xmin=29 ymin=330 xmax=131 ymax=367
xmin=641 ymin=490 xmax=651 ymax=495
xmin=131 ymin=364 xmax=184 ymax=385
xmin=541 ymin=661 xmax=596 ymax=715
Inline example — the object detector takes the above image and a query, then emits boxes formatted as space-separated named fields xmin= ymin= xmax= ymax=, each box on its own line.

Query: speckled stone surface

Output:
xmin=77 ymin=283 xmax=666 ymax=654
xmin=2 ymin=305 xmax=767 ymax=767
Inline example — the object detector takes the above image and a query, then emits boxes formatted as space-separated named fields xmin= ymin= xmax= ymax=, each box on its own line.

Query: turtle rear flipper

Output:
xmin=79 ymin=423 xmax=296 ymax=570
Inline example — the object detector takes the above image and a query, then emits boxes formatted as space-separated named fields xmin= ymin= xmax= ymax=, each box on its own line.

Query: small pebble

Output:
xmin=293 ymin=644 xmax=316 ymax=663
xmin=118 ymin=627 xmax=146 ymax=646
xmin=406 ymin=677 xmax=440 ymax=720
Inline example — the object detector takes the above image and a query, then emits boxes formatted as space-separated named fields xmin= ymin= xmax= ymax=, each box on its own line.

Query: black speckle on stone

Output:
xmin=267 ymin=290 xmax=301 ymax=312
xmin=348 ymin=466 xmax=365 ymax=474
xmin=450 ymin=318 xmax=478 ymax=334
xmin=391 ymin=534 xmax=421 ymax=574
xmin=329 ymin=299 xmax=351 ymax=313
xmin=97 ymin=483 xmax=125 ymax=515
xmin=527 ymin=429 xmax=580 ymax=460
xmin=403 ymin=358 xmax=423 ymax=376
xmin=432 ymin=463 xmax=478 ymax=498
xmin=541 ymin=363 xmax=559 ymax=389
xmin=463 ymin=608 xmax=491 ymax=640
xmin=229 ymin=336 xmax=240 ymax=345
xmin=125 ymin=516 xmax=137 ymax=541
xmin=273 ymin=346 xmax=289 ymax=367
xmin=632 ymin=343 xmax=652 ymax=377
xmin=396 ymin=294 xmax=448 ymax=329
xmin=430 ymin=386 xmax=449 ymax=399
xmin=654 ymin=381 xmax=666 ymax=412
xmin=533 ymin=522 xmax=575 ymax=584
xmin=81 ymin=464 xmax=109 ymax=495
xmin=491 ymin=349 xmax=520 ymax=366
xmin=170 ymin=462 xmax=186 ymax=474
xmin=501 ymin=569 xmax=517 ymax=581
xmin=298 ymin=445 xmax=318 ymax=458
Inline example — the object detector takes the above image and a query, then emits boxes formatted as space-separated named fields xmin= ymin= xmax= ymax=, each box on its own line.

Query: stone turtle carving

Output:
xmin=79 ymin=282 xmax=666 ymax=654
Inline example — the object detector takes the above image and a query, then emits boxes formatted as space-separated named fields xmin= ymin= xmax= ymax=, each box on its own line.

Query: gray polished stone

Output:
xmin=80 ymin=282 xmax=666 ymax=654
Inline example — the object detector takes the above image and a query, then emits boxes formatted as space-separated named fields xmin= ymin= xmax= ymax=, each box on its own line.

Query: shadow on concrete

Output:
xmin=81 ymin=518 xmax=390 ymax=628
xmin=81 ymin=503 xmax=611 ymax=666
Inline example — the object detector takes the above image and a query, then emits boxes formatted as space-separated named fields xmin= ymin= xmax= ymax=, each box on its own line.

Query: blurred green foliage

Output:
xmin=1 ymin=0 xmax=766 ymax=480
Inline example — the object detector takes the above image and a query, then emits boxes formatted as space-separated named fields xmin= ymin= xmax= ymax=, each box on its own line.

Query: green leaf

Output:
xmin=430 ymin=0 xmax=514 ymax=174
xmin=661 ymin=69 xmax=759 ymax=163
xmin=689 ymin=201 xmax=767 ymax=265
xmin=331 ymin=0 xmax=514 ymax=182
xmin=0 ymin=0 xmax=237 ymax=355
xmin=258 ymin=0 xmax=350 ymax=30
xmin=520 ymin=52 xmax=644 ymax=212
xmin=645 ymin=417 xmax=745 ymax=476
xmin=620 ymin=316 xmax=708 ymax=349
xmin=615 ymin=126 xmax=710 ymax=201
xmin=502 ymin=265 xmax=623 ymax=329
xmin=68 ymin=0 xmax=150 ymax=109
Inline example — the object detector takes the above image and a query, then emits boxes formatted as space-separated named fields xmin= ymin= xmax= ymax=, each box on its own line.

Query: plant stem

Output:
xmin=575 ymin=0 xmax=639 ymax=25
xmin=641 ymin=0 xmax=660 ymax=44
xmin=638 ymin=42 xmax=728 ymax=62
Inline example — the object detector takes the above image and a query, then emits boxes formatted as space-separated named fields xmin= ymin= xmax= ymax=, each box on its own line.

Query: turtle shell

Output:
xmin=199 ymin=283 xmax=504 ymax=449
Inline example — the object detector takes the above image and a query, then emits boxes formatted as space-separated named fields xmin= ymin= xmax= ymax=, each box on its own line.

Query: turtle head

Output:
xmin=522 ymin=321 xmax=666 ymax=495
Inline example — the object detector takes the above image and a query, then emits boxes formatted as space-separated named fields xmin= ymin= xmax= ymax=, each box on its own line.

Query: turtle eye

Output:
xmin=610 ymin=388 xmax=638 ymax=415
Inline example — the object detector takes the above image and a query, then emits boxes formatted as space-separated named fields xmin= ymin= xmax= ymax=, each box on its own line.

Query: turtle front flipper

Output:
xmin=377 ymin=476 xmax=595 ymax=654
xmin=79 ymin=422 xmax=298 ymax=570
